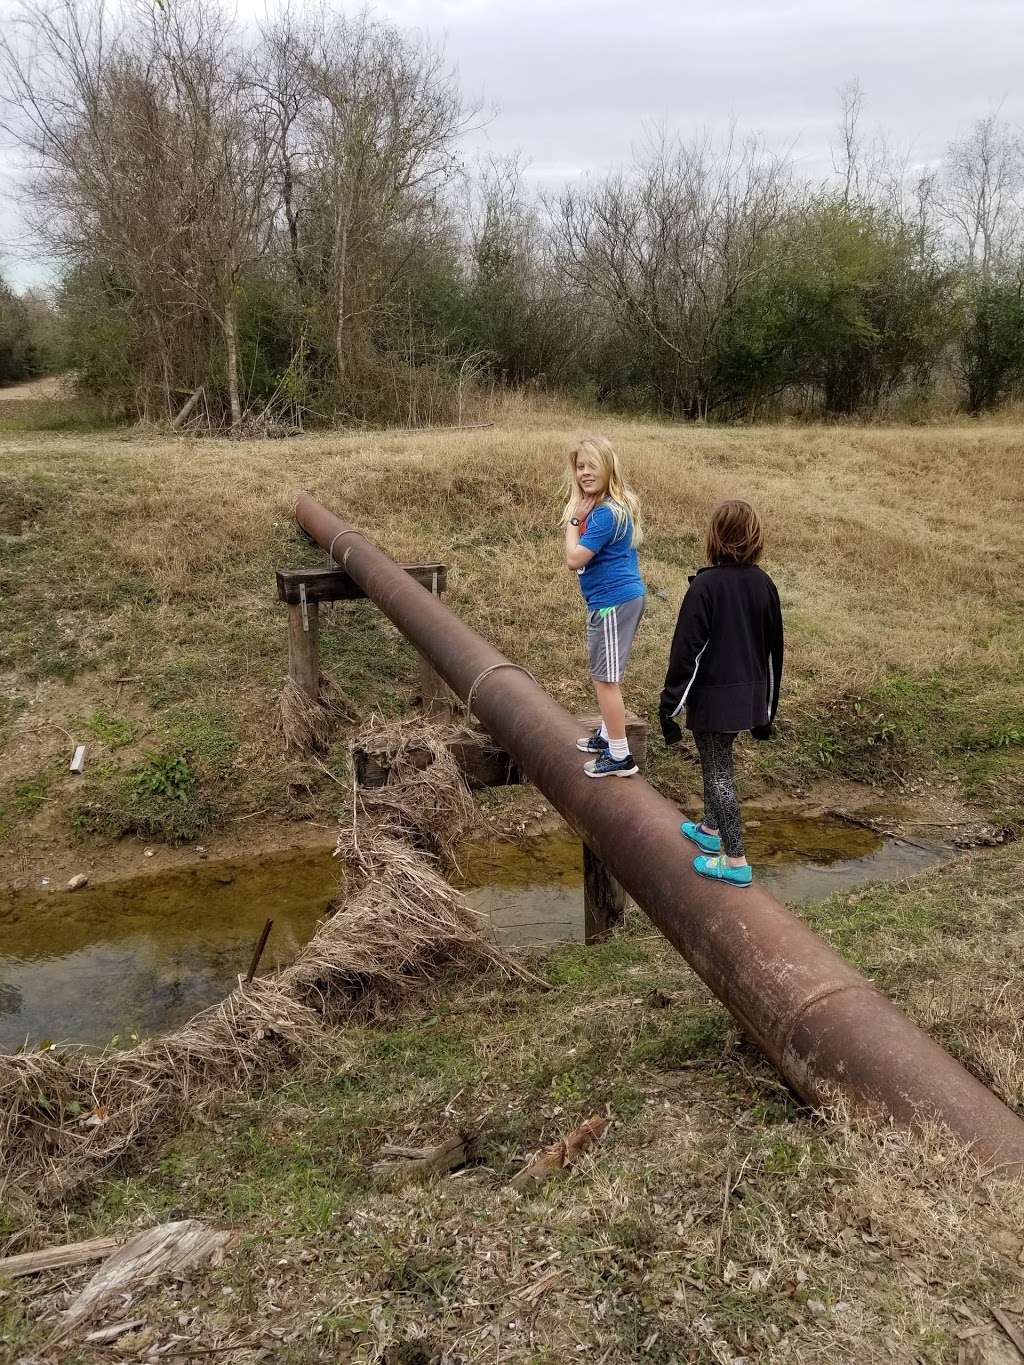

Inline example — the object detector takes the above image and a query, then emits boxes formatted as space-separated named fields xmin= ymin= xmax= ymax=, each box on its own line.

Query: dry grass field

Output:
xmin=1 ymin=409 xmax=1024 ymax=1361
xmin=2 ymin=845 xmax=1023 ymax=1363
xmin=1 ymin=409 xmax=1023 ymax=871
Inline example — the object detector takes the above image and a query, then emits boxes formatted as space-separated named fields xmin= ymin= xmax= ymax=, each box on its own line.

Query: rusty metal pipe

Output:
xmin=295 ymin=493 xmax=1024 ymax=1174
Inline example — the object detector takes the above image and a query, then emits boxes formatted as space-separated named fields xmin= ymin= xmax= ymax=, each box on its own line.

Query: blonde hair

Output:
xmin=559 ymin=435 xmax=643 ymax=548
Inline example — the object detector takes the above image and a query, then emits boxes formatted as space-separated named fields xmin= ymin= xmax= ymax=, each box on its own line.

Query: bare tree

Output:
xmin=262 ymin=10 xmax=470 ymax=394
xmin=939 ymin=114 xmax=1024 ymax=271
xmin=1 ymin=0 xmax=272 ymax=426
xmin=833 ymin=79 xmax=865 ymax=206
xmin=557 ymin=130 xmax=792 ymax=416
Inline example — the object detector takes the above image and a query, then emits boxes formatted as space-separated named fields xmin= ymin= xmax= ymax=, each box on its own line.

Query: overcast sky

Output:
xmin=2 ymin=0 xmax=1022 ymax=289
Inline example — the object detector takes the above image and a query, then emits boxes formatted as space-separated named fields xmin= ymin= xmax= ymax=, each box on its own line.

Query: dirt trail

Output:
xmin=0 ymin=373 xmax=70 ymax=401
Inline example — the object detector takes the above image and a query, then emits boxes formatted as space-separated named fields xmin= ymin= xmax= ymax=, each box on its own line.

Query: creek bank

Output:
xmin=0 ymin=800 xmax=963 ymax=1051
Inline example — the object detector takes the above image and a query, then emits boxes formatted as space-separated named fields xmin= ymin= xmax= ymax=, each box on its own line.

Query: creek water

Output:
xmin=0 ymin=813 xmax=952 ymax=1050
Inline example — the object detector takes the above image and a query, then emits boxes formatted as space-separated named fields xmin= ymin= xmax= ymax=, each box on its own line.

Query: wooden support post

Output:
xmin=577 ymin=709 xmax=645 ymax=943
xmin=278 ymin=563 xmax=449 ymax=711
xmin=583 ymin=843 xmax=627 ymax=944
xmin=418 ymin=569 xmax=448 ymax=714
xmin=287 ymin=594 xmax=320 ymax=700
xmin=418 ymin=650 xmax=448 ymax=714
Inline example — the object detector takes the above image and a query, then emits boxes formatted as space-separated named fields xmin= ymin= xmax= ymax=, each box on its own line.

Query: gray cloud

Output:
xmin=2 ymin=0 xmax=1022 ymax=287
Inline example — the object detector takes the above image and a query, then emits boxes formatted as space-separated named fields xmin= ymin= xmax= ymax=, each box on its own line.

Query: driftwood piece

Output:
xmin=52 ymin=1220 xmax=232 ymax=1341
xmin=372 ymin=1130 xmax=479 ymax=1181
xmin=84 ymin=1318 xmax=146 ymax=1344
xmin=171 ymin=386 xmax=204 ymax=429
xmin=992 ymin=1307 xmax=1024 ymax=1360
xmin=0 ymin=1235 xmax=121 ymax=1279
xmin=510 ymin=1115 xmax=610 ymax=1189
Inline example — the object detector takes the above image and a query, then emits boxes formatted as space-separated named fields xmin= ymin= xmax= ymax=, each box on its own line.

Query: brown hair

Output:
xmin=706 ymin=499 xmax=764 ymax=565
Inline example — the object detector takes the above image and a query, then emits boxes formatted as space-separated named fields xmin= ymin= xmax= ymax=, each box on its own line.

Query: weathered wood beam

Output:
xmin=276 ymin=563 xmax=447 ymax=605
xmin=353 ymin=726 xmax=521 ymax=790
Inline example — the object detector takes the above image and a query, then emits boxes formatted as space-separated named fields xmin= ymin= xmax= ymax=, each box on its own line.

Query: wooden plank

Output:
xmin=353 ymin=727 xmax=521 ymax=790
xmin=992 ymin=1308 xmax=1024 ymax=1361
xmin=0 ymin=1236 xmax=120 ymax=1280
xmin=276 ymin=563 xmax=447 ymax=605
xmin=583 ymin=842 xmax=627 ymax=943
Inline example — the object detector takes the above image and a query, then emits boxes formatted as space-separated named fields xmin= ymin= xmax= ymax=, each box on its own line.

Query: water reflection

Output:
xmin=0 ymin=813 xmax=952 ymax=1049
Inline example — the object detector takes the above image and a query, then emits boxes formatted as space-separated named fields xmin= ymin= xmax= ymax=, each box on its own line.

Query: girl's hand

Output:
xmin=575 ymin=493 xmax=597 ymax=520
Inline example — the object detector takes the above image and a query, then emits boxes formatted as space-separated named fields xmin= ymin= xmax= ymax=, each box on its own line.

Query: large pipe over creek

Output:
xmin=295 ymin=493 xmax=1024 ymax=1175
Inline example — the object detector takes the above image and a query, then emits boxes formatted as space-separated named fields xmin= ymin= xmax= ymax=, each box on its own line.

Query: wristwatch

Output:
xmin=570 ymin=517 xmax=581 ymax=527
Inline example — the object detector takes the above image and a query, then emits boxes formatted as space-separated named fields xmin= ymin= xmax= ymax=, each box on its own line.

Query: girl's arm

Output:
xmin=565 ymin=515 xmax=595 ymax=570
xmin=659 ymin=581 xmax=712 ymax=744
xmin=564 ymin=495 xmax=604 ymax=570
xmin=752 ymin=581 xmax=784 ymax=739
xmin=767 ymin=580 xmax=784 ymax=724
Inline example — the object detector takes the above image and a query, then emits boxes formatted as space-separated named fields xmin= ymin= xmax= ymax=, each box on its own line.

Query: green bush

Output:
xmin=72 ymin=751 xmax=219 ymax=844
xmin=962 ymin=274 xmax=1024 ymax=412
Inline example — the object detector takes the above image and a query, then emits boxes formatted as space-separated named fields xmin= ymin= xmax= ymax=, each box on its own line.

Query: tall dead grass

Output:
xmin=1 ymin=416 xmax=1022 ymax=816
xmin=83 ymin=420 xmax=1024 ymax=694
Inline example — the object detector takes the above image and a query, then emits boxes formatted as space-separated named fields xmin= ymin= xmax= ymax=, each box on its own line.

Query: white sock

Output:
xmin=608 ymin=737 xmax=629 ymax=761
xmin=599 ymin=723 xmax=610 ymax=741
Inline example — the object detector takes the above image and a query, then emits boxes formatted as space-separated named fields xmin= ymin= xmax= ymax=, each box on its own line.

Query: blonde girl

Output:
xmin=561 ymin=435 xmax=646 ymax=777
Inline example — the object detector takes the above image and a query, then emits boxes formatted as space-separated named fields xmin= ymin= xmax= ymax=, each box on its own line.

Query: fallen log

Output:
xmin=0 ymin=1235 xmax=121 ymax=1279
xmin=511 ymin=1115 xmax=609 ymax=1189
xmin=170 ymin=386 xmax=204 ymax=430
xmin=50 ymin=1220 xmax=232 ymax=1342
xmin=372 ymin=1130 xmax=479 ymax=1181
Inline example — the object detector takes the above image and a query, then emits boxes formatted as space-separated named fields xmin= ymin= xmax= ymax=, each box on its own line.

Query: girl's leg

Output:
xmin=592 ymin=679 xmax=627 ymax=743
xmin=693 ymin=731 xmax=723 ymax=837
xmin=702 ymin=732 xmax=745 ymax=865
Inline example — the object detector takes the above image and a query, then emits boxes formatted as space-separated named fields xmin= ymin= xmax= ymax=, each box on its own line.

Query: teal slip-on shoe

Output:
xmin=681 ymin=820 xmax=722 ymax=853
xmin=693 ymin=854 xmax=753 ymax=887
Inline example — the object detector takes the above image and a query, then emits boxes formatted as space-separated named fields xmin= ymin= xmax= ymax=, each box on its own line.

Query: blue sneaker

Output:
xmin=584 ymin=751 xmax=639 ymax=778
xmin=576 ymin=728 xmax=609 ymax=754
xmin=693 ymin=854 xmax=753 ymax=887
xmin=681 ymin=821 xmax=722 ymax=853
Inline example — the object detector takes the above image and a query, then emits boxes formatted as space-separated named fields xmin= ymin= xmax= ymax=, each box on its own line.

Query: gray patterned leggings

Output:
xmin=693 ymin=731 xmax=744 ymax=858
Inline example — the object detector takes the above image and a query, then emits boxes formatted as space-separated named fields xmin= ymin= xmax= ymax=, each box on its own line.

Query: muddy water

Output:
xmin=456 ymin=814 xmax=952 ymax=946
xmin=0 ymin=850 xmax=339 ymax=1051
xmin=0 ymin=814 xmax=952 ymax=1050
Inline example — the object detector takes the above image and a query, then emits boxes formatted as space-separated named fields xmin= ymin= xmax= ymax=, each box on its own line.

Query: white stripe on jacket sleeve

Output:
xmin=671 ymin=641 xmax=709 ymax=718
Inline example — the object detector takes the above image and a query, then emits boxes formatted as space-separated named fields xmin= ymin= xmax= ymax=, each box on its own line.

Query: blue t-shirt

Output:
xmin=577 ymin=503 xmax=645 ymax=609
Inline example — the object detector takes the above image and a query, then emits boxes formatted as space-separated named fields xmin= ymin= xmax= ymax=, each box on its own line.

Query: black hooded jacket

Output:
xmin=659 ymin=563 xmax=783 ymax=741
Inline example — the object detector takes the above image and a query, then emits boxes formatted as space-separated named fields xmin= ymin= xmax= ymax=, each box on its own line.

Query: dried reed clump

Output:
xmin=351 ymin=718 xmax=479 ymax=865
xmin=0 ymin=738 xmax=524 ymax=1206
xmin=278 ymin=673 xmax=359 ymax=753
xmin=298 ymin=824 xmax=514 ymax=1027
xmin=0 ymin=979 xmax=325 ymax=1205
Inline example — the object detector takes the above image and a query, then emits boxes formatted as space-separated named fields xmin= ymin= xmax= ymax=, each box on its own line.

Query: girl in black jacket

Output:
xmin=659 ymin=500 xmax=783 ymax=887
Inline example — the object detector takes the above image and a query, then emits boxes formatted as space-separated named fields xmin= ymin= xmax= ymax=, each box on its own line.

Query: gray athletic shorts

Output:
xmin=586 ymin=594 xmax=646 ymax=683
